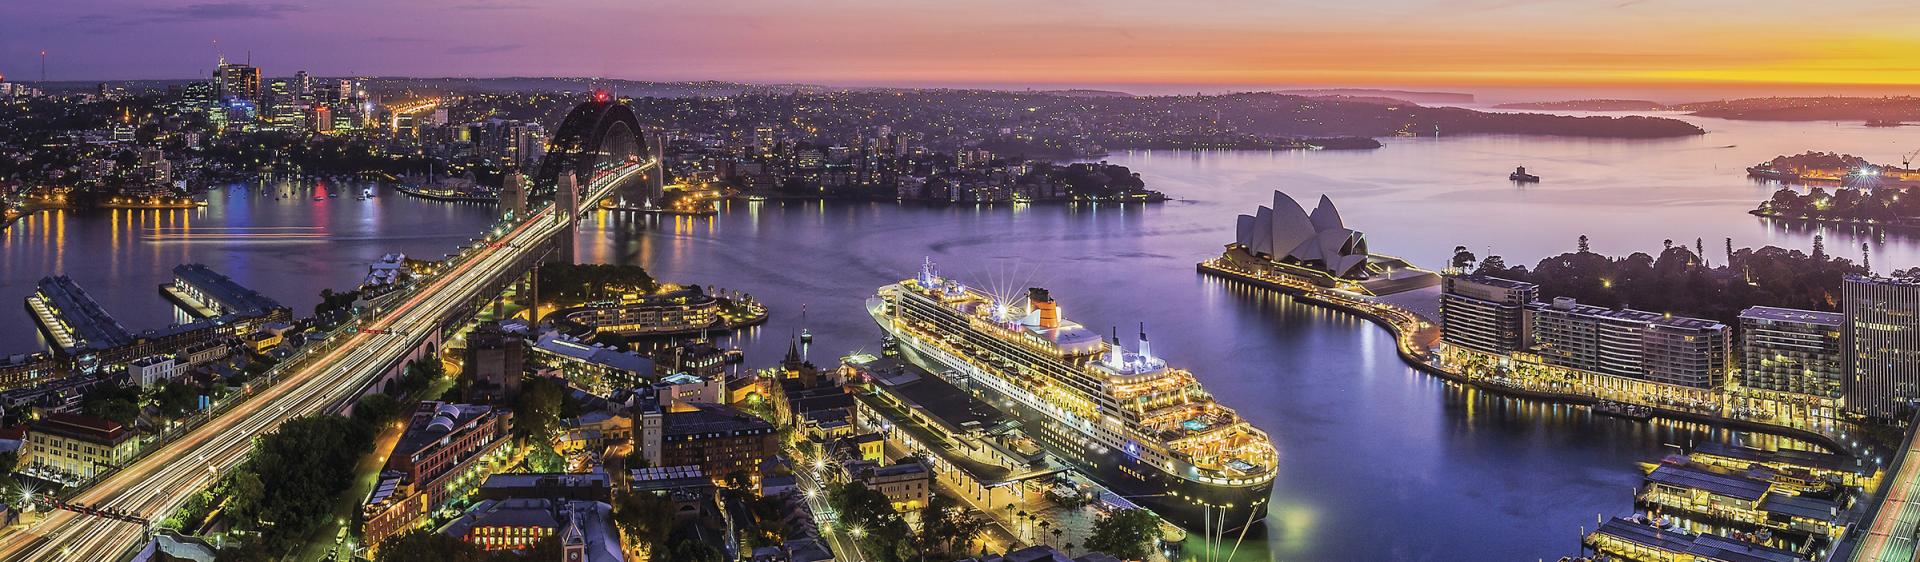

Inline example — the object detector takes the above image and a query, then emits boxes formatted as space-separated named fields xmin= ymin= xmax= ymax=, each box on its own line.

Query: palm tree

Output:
xmin=1037 ymin=520 xmax=1052 ymax=545
xmin=1050 ymin=528 xmax=1063 ymax=547
xmin=1065 ymin=542 xmax=1076 ymax=557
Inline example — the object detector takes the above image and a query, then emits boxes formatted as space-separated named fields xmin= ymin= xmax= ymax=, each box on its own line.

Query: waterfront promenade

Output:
xmin=1195 ymin=257 xmax=1853 ymax=451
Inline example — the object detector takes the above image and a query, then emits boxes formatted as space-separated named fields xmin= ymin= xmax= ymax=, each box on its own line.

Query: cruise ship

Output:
xmin=868 ymin=259 xmax=1278 ymax=535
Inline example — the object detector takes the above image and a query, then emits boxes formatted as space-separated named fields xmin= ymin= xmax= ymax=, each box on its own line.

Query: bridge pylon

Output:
xmin=556 ymin=173 xmax=578 ymax=265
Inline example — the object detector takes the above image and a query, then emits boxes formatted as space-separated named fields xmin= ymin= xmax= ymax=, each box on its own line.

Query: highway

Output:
xmin=1853 ymin=414 xmax=1920 ymax=562
xmin=789 ymin=449 xmax=867 ymax=562
xmin=0 ymin=162 xmax=647 ymax=562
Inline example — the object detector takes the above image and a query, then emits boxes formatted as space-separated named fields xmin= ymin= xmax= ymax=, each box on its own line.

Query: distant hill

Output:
xmin=1038 ymin=89 xmax=1133 ymax=98
xmin=1494 ymin=99 xmax=1668 ymax=111
xmin=1672 ymin=96 xmax=1920 ymax=123
xmin=358 ymin=77 xmax=826 ymax=98
xmin=57 ymin=76 xmax=826 ymax=98
xmin=1274 ymin=88 xmax=1475 ymax=104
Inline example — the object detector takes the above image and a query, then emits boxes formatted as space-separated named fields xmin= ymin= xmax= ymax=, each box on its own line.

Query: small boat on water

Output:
xmin=1593 ymin=400 xmax=1653 ymax=421
xmin=1746 ymin=164 xmax=1800 ymax=183
xmin=1509 ymin=165 xmax=1541 ymax=182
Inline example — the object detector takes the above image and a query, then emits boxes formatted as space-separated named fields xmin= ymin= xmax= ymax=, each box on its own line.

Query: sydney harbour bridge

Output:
xmin=0 ymin=96 xmax=663 ymax=561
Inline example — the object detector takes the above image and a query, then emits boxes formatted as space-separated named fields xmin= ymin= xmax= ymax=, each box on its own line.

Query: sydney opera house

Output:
xmin=1219 ymin=190 xmax=1438 ymax=295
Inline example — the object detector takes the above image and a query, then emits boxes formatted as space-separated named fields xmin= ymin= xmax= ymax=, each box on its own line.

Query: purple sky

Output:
xmin=4 ymin=0 xmax=1918 ymax=97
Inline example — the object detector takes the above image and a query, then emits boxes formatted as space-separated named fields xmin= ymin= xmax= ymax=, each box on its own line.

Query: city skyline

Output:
xmin=7 ymin=3 xmax=1920 ymax=560
xmin=4 ymin=0 xmax=1920 ymax=98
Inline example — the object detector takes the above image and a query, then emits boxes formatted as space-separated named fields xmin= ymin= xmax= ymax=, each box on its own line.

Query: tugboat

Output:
xmin=799 ymin=304 xmax=814 ymax=345
xmin=1509 ymin=165 xmax=1541 ymax=183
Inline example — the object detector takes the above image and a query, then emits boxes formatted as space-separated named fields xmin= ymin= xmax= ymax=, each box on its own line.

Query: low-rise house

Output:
xmin=24 ymin=412 xmax=139 ymax=483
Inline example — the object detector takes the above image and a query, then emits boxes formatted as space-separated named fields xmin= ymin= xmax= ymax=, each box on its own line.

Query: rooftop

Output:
xmin=1692 ymin=442 xmax=1859 ymax=474
xmin=441 ymin=498 xmax=560 ymax=534
xmin=856 ymin=356 xmax=1005 ymax=434
xmin=1450 ymin=274 xmax=1538 ymax=290
xmin=392 ymin=402 xmax=498 ymax=464
xmin=664 ymin=403 xmax=774 ymax=437
xmin=1757 ymin=493 xmax=1841 ymax=522
xmin=1591 ymin=517 xmax=1696 ymax=554
xmin=1739 ymin=306 xmax=1845 ymax=327
xmin=35 ymin=275 xmax=134 ymax=351
xmin=30 ymin=412 xmax=130 ymax=445
xmin=1686 ymin=533 xmax=1806 ymax=562
xmin=535 ymin=334 xmax=654 ymax=374
xmin=630 ymin=465 xmax=712 ymax=492
xmin=1531 ymin=298 xmax=1727 ymax=331
xmin=172 ymin=263 xmax=284 ymax=316
xmin=1645 ymin=463 xmax=1771 ymax=502
xmin=481 ymin=472 xmax=609 ymax=491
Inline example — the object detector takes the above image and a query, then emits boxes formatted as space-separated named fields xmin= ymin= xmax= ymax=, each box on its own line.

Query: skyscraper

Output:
xmin=1440 ymin=274 xmax=1537 ymax=355
xmin=214 ymin=61 xmax=260 ymax=102
xmin=1737 ymin=306 xmax=1845 ymax=423
xmin=1842 ymin=274 xmax=1920 ymax=421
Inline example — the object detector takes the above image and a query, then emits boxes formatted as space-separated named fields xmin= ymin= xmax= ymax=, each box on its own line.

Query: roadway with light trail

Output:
xmin=0 ymin=162 xmax=647 ymax=562
xmin=1853 ymin=415 xmax=1920 ymax=562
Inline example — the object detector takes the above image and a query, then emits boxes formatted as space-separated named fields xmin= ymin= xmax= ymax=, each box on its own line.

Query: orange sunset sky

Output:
xmin=2 ymin=0 xmax=1917 ymax=98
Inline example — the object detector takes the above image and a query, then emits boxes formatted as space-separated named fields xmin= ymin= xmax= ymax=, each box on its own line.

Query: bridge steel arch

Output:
xmin=532 ymin=98 xmax=659 ymax=204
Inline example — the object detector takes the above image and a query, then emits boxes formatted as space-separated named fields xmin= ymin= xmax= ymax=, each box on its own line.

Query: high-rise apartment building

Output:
xmin=1440 ymin=274 xmax=1538 ymax=355
xmin=1528 ymin=297 xmax=1730 ymax=388
xmin=1738 ymin=306 xmax=1845 ymax=398
xmin=1842 ymin=275 xmax=1920 ymax=421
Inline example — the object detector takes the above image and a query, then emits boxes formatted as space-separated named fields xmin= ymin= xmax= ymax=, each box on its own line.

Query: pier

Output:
xmin=162 ymin=263 xmax=287 ymax=320
xmin=27 ymin=275 xmax=136 ymax=356
xmin=1196 ymin=258 xmax=1852 ymax=451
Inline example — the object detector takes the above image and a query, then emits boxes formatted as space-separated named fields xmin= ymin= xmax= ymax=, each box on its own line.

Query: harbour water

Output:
xmin=3 ymin=115 xmax=1912 ymax=560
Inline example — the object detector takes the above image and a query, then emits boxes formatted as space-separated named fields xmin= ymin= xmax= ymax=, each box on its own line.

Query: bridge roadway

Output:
xmin=0 ymin=161 xmax=648 ymax=562
xmin=1852 ymin=414 xmax=1920 ymax=562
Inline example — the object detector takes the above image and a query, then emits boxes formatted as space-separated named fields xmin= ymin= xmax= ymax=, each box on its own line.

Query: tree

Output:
xmin=1449 ymin=246 xmax=1476 ymax=270
xmin=916 ymin=494 xmax=987 ymax=558
xmin=1473 ymin=255 xmax=1509 ymax=277
xmin=665 ymin=537 xmax=726 ymax=562
xmin=375 ymin=530 xmax=488 ymax=562
xmin=828 ymin=482 xmax=912 ymax=562
xmin=1577 ymin=234 xmax=1590 ymax=254
xmin=222 ymin=471 xmax=266 ymax=523
xmin=152 ymin=380 xmax=200 ymax=419
xmin=511 ymin=376 xmax=570 ymax=446
xmin=397 ymin=358 xmax=443 ymax=398
xmin=0 ymin=450 xmax=18 ymax=502
xmin=228 ymin=415 xmax=375 ymax=550
xmin=612 ymin=491 xmax=676 ymax=555
xmin=352 ymin=393 xmax=405 ymax=428
xmin=81 ymin=384 xmax=141 ymax=428
xmin=1084 ymin=509 xmax=1159 ymax=561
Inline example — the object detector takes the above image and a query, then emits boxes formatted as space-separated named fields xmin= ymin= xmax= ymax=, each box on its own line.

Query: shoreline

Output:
xmin=394 ymin=184 xmax=496 ymax=203
xmin=1194 ymin=260 xmax=1848 ymax=452
xmin=730 ymin=192 xmax=1168 ymax=204
xmin=1750 ymin=208 xmax=1920 ymax=230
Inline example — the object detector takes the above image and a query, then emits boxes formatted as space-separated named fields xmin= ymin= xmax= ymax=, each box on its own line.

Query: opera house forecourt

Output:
xmin=1215 ymin=190 xmax=1440 ymax=296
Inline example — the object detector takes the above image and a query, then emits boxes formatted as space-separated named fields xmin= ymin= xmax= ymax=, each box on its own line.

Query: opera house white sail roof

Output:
xmin=1234 ymin=191 xmax=1373 ymax=279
